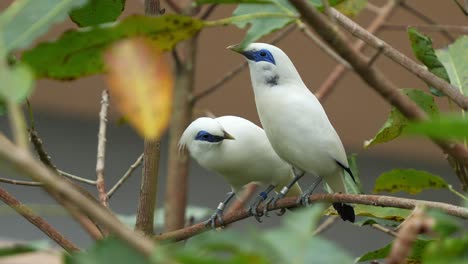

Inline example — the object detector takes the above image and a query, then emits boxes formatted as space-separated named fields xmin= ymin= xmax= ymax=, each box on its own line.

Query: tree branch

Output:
xmin=288 ymin=0 xmax=468 ymax=170
xmin=328 ymin=7 xmax=468 ymax=110
xmin=0 ymin=135 xmax=156 ymax=256
xmin=96 ymin=89 xmax=109 ymax=207
xmin=191 ymin=24 xmax=296 ymax=103
xmin=154 ymin=193 xmax=468 ymax=242
xmin=136 ymin=0 xmax=164 ymax=236
xmin=200 ymin=4 xmax=218 ymax=20
xmin=107 ymin=153 xmax=144 ymax=199
xmin=381 ymin=24 xmax=468 ymax=34
xmin=0 ymin=177 xmax=42 ymax=186
xmin=0 ymin=186 xmax=79 ymax=253
xmin=315 ymin=0 xmax=398 ymax=100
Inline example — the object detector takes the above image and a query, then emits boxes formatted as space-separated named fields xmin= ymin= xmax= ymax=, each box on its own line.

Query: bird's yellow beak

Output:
xmin=223 ymin=130 xmax=235 ymax=140
xmin=226 ymin=44 xmax=242 ymax=53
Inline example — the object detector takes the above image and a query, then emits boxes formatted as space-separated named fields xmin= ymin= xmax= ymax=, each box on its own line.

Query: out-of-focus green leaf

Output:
xmin=0 ymin=241 xmax=49 ymax=257
xmin=364 ymin=89 xmax=439 ymax=148
xmin=335 ymin=0 xmax=367 ymax=17
xmin=374 ymin=169 xmax=448 ymax=195
xmin=196 ymin=0 xmax=269 ymax=3
xmin=0 ymin=62 xmax=34 ymax=103
xmin=436 ymin=36 xmax=468 ymax=97
xmin=358 ymin=239 xmax=431 ymax=262
xmin=428 ymin=209 xmax=462 ymax=238
xmin=406 ymin=115 xmax=468 ymax=140
xmin=423 ymin=236 xmax=468 ymax=264
xmin=70 ymin=0 xmax=125 ymax=27
xmin=354 ymin=216 xmax=401 ymax=227
xmin=344 ymin=153 xmax=362 ymax=194
xmin=0 ymin=0 xmax=88 ymax=53
xmin=22 ymin=15 xmax=203 ymax=79
xmin=65 ymin=237 xmax=150 ymax=264
xmin=0 ymin=99 xmax=6 ymax=116
xmin=408 ymin=27 xmax=450 ymax=97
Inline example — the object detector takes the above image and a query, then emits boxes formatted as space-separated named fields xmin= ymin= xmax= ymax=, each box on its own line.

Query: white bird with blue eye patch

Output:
xmin=179 ymin=115 xmax=303 ymax=227
xmin=228 ymin=43 xmax=356 ymax=222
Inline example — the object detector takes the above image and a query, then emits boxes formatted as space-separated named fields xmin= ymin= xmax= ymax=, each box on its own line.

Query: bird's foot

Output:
xmin=262 ymin=197 xmax=274 ymax=217
xmin=204 ymin=208 xmax=224 ymax=228
xmin=248 ymin=192 xmax=268 ymax=222
xmin=269 ymin=191 xmax=287 ymax=216
xmin=297 ymin=188 xmax=315 ymax=206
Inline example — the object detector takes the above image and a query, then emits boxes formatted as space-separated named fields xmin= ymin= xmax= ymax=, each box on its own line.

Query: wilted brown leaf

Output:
xmin=104 ymin=38 xmax=173 ymax=139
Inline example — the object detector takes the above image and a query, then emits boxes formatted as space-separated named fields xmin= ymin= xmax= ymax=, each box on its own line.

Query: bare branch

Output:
xmin=401 ymin=1 xmax=456 ymax=41
xmin=313 ymin=215 xmax=338 ymax=236
xmin=154 ymin=193 xmax=468 ymax=242
xmin=328 ymin=7 xmax=468 ymax=110
xmin=200 ymin=4 xmax=218 ymax=20
xmin=381 ymin=24 xmax=468 ymax=34
xmin=0 ymin=186 xmax=80 ymax=252
xmin=315 ymin=0 xmax=398 ymax=100
xmin=59 ymin=170 xmax=97 ymax=185
xmin=96 ymin=89 xmax=109 ymax=207
xmin=192 ymin=24 xmax=296 ymax=103
xmin=0 ymin=177 xmax=42 ymax=186
xmin=107 ymin=153 xmax=144 ymax=199
xmin=166 ymin=0 xmax=183 ymax=13
xmin=371 ymin=223 xmax=398 ymax=237
xmin=0 ymin=135 xmax=156 ymax=256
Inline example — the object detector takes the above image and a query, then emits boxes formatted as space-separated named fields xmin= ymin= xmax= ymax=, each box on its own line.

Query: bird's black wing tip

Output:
xmin=332 ymin=202 xmax=355 ymax=223
xmin=335 ymin=160 xmax=356 ymax=184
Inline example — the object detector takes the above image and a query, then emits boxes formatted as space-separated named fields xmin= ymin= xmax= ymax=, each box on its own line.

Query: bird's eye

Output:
xmin=259 ymin=51 xmax=267 ymax=57
xmin=202 ymin=134 xmax=209 ymax=139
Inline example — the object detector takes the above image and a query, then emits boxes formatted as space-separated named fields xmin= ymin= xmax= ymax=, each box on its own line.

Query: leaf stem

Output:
xmin=8 ymin=101 xmax=28 ymax=150
xmin=448 ymin=184 xmax=468 ymax=201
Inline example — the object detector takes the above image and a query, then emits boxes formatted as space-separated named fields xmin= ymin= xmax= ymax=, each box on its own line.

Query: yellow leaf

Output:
xmin=104 ymin=38 xmax=173 ymax=139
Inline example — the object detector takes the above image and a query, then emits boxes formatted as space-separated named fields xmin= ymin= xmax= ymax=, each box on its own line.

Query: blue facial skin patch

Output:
xmin=241 ymin=49 xmax=276 ymax=65
xmin=195 ymin=130 xmax=224 ymax=143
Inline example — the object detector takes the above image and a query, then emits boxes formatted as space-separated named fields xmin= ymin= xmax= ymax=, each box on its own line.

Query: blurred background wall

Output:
xmin=0 ymin=0 xmax=466 ymax=260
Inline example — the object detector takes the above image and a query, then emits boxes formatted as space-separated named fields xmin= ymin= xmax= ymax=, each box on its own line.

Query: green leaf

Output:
xmin=0 ymin=0 xmax=88 ymax=53
xmin=436 ymin=36 xmax=468 ymax=96
xmin=70 ymin=0 xmax=126 ymax=27
xmin=22 ymin=15 xmax=203 ymax=79
xmin=408 ymin=27 xmax=450 ymax=97
xmin=344 ymin=153 xmax=362 ymax=194
xmin=335 ymin=0 xmax=367 ymax=17
xmin=0 ymin=241 xmax=49 ymax=257
xmin=196 ymin=0 xmax=270 ymax=3
xmin=373 ymin=169 xmax=448 ymax=195
xmin=364 ymin=89 xmax=439 ymax=148
xmin=405 ymin=114 xmax=468 ymax=140
xmin=65 ymin=237 xmax=151 ymax=264
xmin=428 ymin=209 xmax=461 ymax=238
xmin=354 ymin=204 xmax=410 ymax=222
xmin=354 ymin=216 xmax=401 ymax=227
xmin=358 ymin=239 xmax=431 ymax=262
xmin=422 ymin=236 xmax=468 ymax=264
xmin=232 ymin=0 xmax=297 ymax=49
xmin=0 ymin=62 xmax=34 ymax=103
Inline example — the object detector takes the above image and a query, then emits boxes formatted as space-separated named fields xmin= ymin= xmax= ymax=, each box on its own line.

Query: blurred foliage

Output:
xmin=70 ymin=0 xmax=126 ymax=27
xmin=374 ymin=169 xmax=449 ymax=194
xmin=436 ymin=36 xmax=468 ymax=97
xmin=406 ymin=114 xmax=468 ymax=140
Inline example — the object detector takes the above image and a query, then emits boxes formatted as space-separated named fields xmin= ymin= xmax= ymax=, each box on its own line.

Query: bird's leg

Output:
xmin=298 ymin=176 xmax=323 ymax=206
xmin=204 ymin=191 xmax=236 ymax=228
xmin=248 ymin=184 xmax=276 ymax=222
xmin=270 ymin=168 xmax=305 ymax=215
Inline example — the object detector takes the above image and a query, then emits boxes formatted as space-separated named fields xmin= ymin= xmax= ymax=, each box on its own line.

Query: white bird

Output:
xmin=179 ymin=115 xmax=303 ymax=226
xmin=228 ymin=43 xmax=356 ymax=222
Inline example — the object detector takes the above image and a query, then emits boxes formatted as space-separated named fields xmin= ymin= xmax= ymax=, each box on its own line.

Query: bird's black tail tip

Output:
xmin=332 ymin=203 xmax=355 ymax=223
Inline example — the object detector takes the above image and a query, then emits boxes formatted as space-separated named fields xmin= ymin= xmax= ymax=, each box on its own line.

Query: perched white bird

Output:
xmin=180 ymin=116 xmax=303 ymax=226
xmin=228 ymin=43 xmax=356 ymax=222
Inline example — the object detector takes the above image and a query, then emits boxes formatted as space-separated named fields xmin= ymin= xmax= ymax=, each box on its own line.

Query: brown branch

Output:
xmin=191 ymin=24 xmax=296 ymax=103
xmin=371 ymin=223 xmax=398 ymax=237
xmin=0 ymin=186 xmax=79 ymax=253
xmin=200 ymin=4 xmax=218 ymax=20
xmin=58 ymin=170 xmax=96 ymax=185
xmin=315 ymin=0 xmax=398 ymax=100
xmin=0 ymin=177 xmax=42 ymax=186
xmin=96 ymin=89 xmax=109 ymax=207
xmin=225 ymin=183 xmax=258 ymax=215
xmin=400 ymin=1 xmax=456 ymax=41
xmin=381 ymin=24 xmax=468 ymax=34
xmin=154 ymin=193 xmax=468 ymax=242
xmin=135 ymin=0 xmax=164 ymax=236
xmin=289 ymin=0 xmax=468 ymax=170
xmin=165 ymin=36 xmax=198 ymax=232
xmin=166 ymin=0 xmax=182 ymax=13
xmin=329 ymin=7 xmax=468 ymax=110
xmin=145 ymin=0 xmax=165 ymax=14
xmin=107 ymin=153 xmax=144 ymax=199
xmin=0 ymin=136 xmax=156 ymax=256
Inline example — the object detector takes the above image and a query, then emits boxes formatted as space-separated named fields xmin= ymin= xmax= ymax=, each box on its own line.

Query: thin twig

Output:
xmin=8 ymin=102 xmax=28 ymax=150
xmin=315 ymin=0 xmax=398 ymax=100
xmin=107 ymin=153 xmax=144 ymax=199
xmin=371 ymin=223 xmax=398 ymax=237
xmin=96 ymin=89 xmax=109 ymax=207
xmin=0 ymin=135 xmax=156 ymax=256
xmin=0 ymin=177 xmax=42 ymax=186
xmin=192 ymin=24 xmax=296 ymax=103
xmin=200 ymin=4 xmax=217 ymax=20
xmin=0 ymin=186 xmax=80 ymax=253
xmin=58 ymin=170 xmax=96 ymax=185
xmin=166 ymin=0 xmax=182 ymax=13
xmin=400 ymin=1 xmax=456 ymax=41
xmin=298 ymin=22 xmax=351 ymax=69
xmin=313 ymin=215 xmax=338 ymax=236
xmin=381 ymin=24 xmax=468 ymax=34
xmin=328 ymin=7 xmax=468 ymax=110
xmin=154 ymin=193 xmax=468 ymax=242
xmin=290 ymin=0 xmax=468 ymax=169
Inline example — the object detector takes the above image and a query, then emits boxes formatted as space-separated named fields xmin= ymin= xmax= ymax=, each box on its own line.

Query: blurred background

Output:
xmin=0 ymin=0 xmax=466 ymax=262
